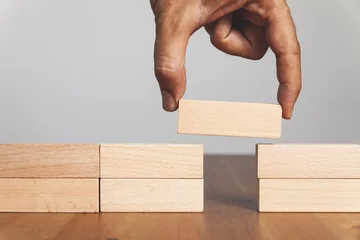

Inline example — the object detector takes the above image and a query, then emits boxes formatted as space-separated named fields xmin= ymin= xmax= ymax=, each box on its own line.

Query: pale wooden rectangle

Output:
xmin=0 ymin=144 xmax=99 ymax=178
xmin=177 ymin=100 xmax=282 ymax=138
xmin=100 ymin=144 xmax=203 ymax=179
xmin=259 ymin=179 xmax=360 ymax=212
xmin=0 ymin=179 xmax=99 ymax=212
xmin=257 ymin=144 xmax=360 ymax=179
xmin=100 ymin=179 xmax=204 ymax=212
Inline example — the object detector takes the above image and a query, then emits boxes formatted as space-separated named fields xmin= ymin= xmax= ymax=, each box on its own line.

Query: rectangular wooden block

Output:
xmin=177 ymin=100 xmax=282 ymax=138
xmin=257 ymin=144 xmax=360 ymax=178
xmin=100 ymin=144 xmax=203 ymax=179
xmin=0 ymin=144 xmax=99 ymax=178
xmin=100 ymin=179 xmax=204 ymax=212
xmin=259 ymin=179 xmax=360 ymax=212
xmin=0 ymin=179 xmax=99 ymax=212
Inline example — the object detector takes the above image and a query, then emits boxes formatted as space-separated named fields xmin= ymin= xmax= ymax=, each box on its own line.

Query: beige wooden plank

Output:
xmin=257 ymin=144 xmax=360 ymax=179
xmin=259 ymin=179 xmax=360 ymax=212
xmin=177 ymin=100 xmax=282 ymax=138
xmin=0 ymin=144 xmax=99 ymax=178
xmin=0 ymin=179 xmax=99 ymax=212
xmin=100 ymin=179 xmax=204 ymax=212
xmin=100 ymin=144 xmax=203 ymax=179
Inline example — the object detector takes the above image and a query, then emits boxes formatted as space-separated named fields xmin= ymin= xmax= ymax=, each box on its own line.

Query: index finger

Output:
xmin=265 ymin=3 xmax=302 ymax=119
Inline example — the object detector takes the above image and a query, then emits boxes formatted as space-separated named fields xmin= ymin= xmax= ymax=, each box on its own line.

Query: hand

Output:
xmin=150 ymin=0 xmax=301 ymax=119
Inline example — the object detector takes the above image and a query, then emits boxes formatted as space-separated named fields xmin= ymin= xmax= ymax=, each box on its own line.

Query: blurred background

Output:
xmin=0 ymin=1 xmax=359 ymax=154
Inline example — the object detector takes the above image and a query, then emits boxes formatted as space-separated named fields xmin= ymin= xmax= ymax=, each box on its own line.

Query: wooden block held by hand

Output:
xmin=258 ymin=179 xmax=360 ymax=212
xmin=100 ymin=144 xmax=203 ymax=179
xmin=177 ymin=100 xmax=282 ymax=138
xmin=257 ymin=144 xmax=360 ymax=178
xmin=0 ymin=179 xmax=99 ymax=212
xmin=0 ymin=144 xmax=100 ymax=178
xmin=100 ymin=179 xmax=204 ymax=212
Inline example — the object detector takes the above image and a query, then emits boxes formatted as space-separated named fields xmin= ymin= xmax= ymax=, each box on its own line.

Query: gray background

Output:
xmin=0 ymin=1 xmax=359 ymax=154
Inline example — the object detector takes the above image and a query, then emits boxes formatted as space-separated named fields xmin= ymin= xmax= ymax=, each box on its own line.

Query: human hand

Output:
xmin=150 ymin=0 xmax=301 ymax=119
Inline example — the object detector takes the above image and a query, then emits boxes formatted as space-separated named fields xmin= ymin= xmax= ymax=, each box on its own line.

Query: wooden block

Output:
xmin=257 ymin=144 xmax=360 ymax=179
xmin=100 ymin=144 xmax=203 ymax=179
xmin=100 ymin=179 xmax=203 ymax=212
xmin=177 ymin=100 xmax=282 ymax=138
xmin=0 ymin=179 xmax=99 ymax=212
xmin=258 ymin=179 xmax=360 ymax=212
xmin=0 ymin=144 xmax=99 ymax=178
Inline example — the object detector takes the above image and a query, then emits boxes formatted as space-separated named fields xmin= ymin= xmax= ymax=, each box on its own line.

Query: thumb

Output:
xmin=154 ymin=17 xmax=191 ymax=112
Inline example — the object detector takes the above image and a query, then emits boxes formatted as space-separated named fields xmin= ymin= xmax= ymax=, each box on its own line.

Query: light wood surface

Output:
xmin=0 ymin=144 xmax=99 ymax=178
xmin=100 ymin=179 xmax=204 ymax=212
xmin=100 ymin=144 xmax=203 ymax=178
xmin=177 ymin=99 xmax=282 ymax=138
xmin=0 ymin=179 xmax=99 ymax=212
xmin=257 ymin=144 xmax=360 ymax=178
xmin=259 ymin=179 xmax=360 ymax=212
xmin=0 ymin=155 xmax=359 ymax=240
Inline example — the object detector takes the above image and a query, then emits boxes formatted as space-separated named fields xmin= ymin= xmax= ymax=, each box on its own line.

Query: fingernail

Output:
xmin=161 ymin=90 xmax=176 ymax=111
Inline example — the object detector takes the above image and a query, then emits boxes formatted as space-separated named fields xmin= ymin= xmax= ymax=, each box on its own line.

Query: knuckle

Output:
xmin=251 ymin=54 xmax=265 ymax=60
xmin=154 ymin=59 xmax=182 ymax=83
xmin=154 ymin=65 xmax=175 ymax=82
xmin=250 ymin=47 xmax=269 ymax=60
xmin=209 ymin=30 xmax=228 ymax=49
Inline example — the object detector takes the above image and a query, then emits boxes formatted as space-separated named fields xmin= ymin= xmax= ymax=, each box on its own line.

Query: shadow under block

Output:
xmin=258 ymin=179 xmax=360 ymax=212
xmin=100 ymin=144 xmax=203 ymax=179
xmin=257 ymin=144 xmax=360 ymax=178
xmin=0 ymin=179 xmax=99 ymax=212
xmin=0 ymin=144 xmax=100 ymax=178
xmin=177 ymin=100 xmax=282 ymax=138
xmin=100 ymin=179 xmax=204 ymax=212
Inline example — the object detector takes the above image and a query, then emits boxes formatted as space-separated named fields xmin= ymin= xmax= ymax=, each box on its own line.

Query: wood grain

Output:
xmin=0 ymin=144 xmax=99 ymax=178
xmin=0 ymin=155 xmax=359 ymax=239
xmin=257 ymin=144 xmax=360 ymax=178
xmin=100 ymin=144 xmax=203 ymax=179
xmin=177 ymin=99 xmax=282 ymax=138
xmin=0 ymin=214 xmax=75 ymax=240
xmin=0 ymin=179 xmax=99 ymax=212
xmin=259 ymin=179 xmax=360 ymax=212
xmin=100 ymin=179 xmax=204 ymax=212
xmin=99 ymin=212 xmax=203 ymax=240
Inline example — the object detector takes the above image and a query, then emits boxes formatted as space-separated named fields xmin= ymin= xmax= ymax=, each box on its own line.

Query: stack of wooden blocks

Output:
xmin=0 ymin=144 xmax=100 ymax=212
xmin=257 ymin=144 xmax=360 ymax=212
xmin=0 ymin=99 xmax=358 ymax=213
xmin=99 ymin=144 xmax=204 ymax=212
xmin=0 ymin=143 xmax=203 ymax=213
